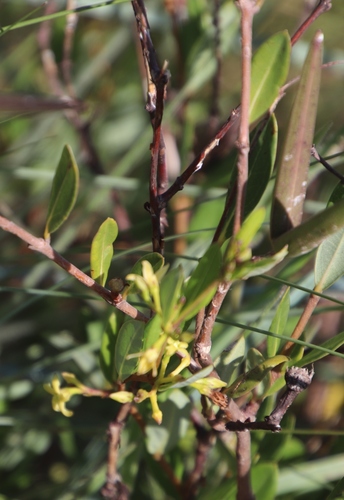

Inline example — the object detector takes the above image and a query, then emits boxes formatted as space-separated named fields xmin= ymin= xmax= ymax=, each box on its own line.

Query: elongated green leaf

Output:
xmin=115 ymin=320 xmax=145 ymax=381
xmin=181 ymin=243 xmax=222 ymax=316
xmin=216 ymin=336 xmax=245 ymax=385
xmin=160 ymin=266 xmax=184 ymax=326
xmin=295 ymin=330 xmax=344 ymax=367
xmin=90 ymin=218 xmax=118 ymax=286
xmin=231 ymin=246 xmax=288 ymax=281
xmin=226 ymin=354 xmax=288 ymax=398
xmin=221 ymin=114 xmax=278 ymax=242
xmin=271 ymin=31 xmax=323 ymax=239
xmin=250 ymin=30 xmax=291 ymax=123
xmin=243 ymin=114 xmax=278 ymax=217
xmin=44 ymin=145 xmax=79 ymax=239
xmin=145 ymin=390 xmax=191 ymax=456
xmin=272 ymin=198 xmax=344 ymax=256
xmin=315 ymin=228 xmax=344 ymax=292
xmin=267 ymin=288 xmax=290 ymax=357
xmin=99 ymin=311 xmax=123 ymax=384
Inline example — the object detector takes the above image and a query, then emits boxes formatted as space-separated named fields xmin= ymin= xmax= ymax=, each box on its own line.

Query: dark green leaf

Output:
xmin=115 ymin=320 xmax=145 ymax=381
xmin=90 ymin=218 xmax=118 ymax=286
xmin=216 ymin=336 xmax=245 ymax=385
xmin=159 ymin=266 xmax=184 ymax=326
xmin=221 ymin=115 xmax=278 ymax=243
xmin=99 ymin=311 xmax=124 ymax=384
xmin=250 ymin=30 xmax=291 ymax=123
xmin=44 ymin=145 xmax=79 ymax=239
xmin=271 ymin=31 xmax=323 ymax=239
xmin=180 ymin=243 xmax=222 ymax=321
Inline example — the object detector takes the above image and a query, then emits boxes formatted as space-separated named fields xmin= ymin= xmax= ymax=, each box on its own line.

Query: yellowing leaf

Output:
xmin=90 ymin=218 xmax=118 ymax=286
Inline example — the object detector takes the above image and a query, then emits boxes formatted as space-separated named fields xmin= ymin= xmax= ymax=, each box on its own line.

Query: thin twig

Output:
xmin=194 ymin=281 xmax=231 ymax=370
xmin=132 ymin=0 xmax=169 ymax=254
xmin=233 ymin=0 xmax=260 ymax=236
xmin=0 ymin=215 xmax=148 ymax=322
xmin=101 ymin=403 xmax=132 ymax=500
xmin=281 ymin=293 xmax=320 ymax=357
xmin=291 ymin=0 xmax=332 ymax=46
xmin=236 ymin=431 xmax=254 ymax=500
xmin=311 ymin=144 xmax=344 ymax=184
xmin=159 ymin=107 xmax=240 ymax=206
xmin=185 ymin=410 xmax=216 ymax=499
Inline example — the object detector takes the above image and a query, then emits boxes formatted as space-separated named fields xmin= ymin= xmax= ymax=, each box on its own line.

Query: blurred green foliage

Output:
xmin=1 ymin=1 xmax=344 ymax=499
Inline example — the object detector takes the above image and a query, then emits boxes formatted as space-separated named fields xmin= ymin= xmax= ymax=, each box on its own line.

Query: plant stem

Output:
xmin=233 ymin=0 xmax=259 ymax=236
xmin=0 ymin=215 xmax=148 ymax=322
xmin=291 ymin=0 xmax=332 ymax=46
xmin=101 ymin=403 xmax=132 ymax=499
xmin=281 ymin=293 xmax=320 ymax=356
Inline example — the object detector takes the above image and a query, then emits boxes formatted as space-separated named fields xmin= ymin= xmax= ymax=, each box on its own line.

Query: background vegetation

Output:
xmin=0 ymin=1 xmax=344 ymax=499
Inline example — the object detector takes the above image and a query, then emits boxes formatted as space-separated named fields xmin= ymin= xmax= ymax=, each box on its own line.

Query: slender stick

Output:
xmin=236 ymin=431 xmax=254 ymax=500
xmin=281 ymin=293 xmax=320 ymax=357
xmin=101 ymin=403 xmax=132 ymax=500
xmin=159 ymin=107 xmax=240 ymax=206
xmin=233 ymin=0 xmax=260 ymax=235
xmin=132 ymin=0 xmax=169 ymax=254
xmin=0 ymin=215 xmax=148 ymax=322
xmin=311 ymin=145 xmax=344 ymax=184
xmin=291 ymin=0 xmax=332 ymax=46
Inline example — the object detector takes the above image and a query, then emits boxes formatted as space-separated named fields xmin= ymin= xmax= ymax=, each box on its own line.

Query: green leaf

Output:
xmin=180 ymin=243 xmax=222 ymax=321
xmin=252 ymin=462 xmax=278 ymax=500
xmin=271 ymin=31 xmax=323 ymax=239
xmin=115 ymin=320 xmax=145 ymax=381
xmin=90 ymin=218 xmax=118 ymax=286
xmin=215 ymin=336 xmax=245 ymax=385
xmin=267 ymin=288 xmax=290 ymax=357
xmin=231 ymin=246 xmax=288 ymax=281
xmin=272 ymin=198 xmax=344 ymax=256
xmin=220 ymin=115 xmax=278 ymax=243
xmin=226 ymin=354 xmax=288 ymax=398
xmin=142 ymin=314 xmax=163 ymax=351
xmin=314 ymin=228 xmax=344 ymax=292
xmin=159 ymin=266 xmax=184 ymax=327
xmin=44 ymin=145 xmax=79 ymax=239
xmin=250 ymin=31 xmax=291 ymax=123
xmin=99 ymin=311 xmax=123 ymax=384
xmin=295 ymin=330 xmax=344 ymax=368
xmin=145 ymin=390 xmax=192 ymax=456
xmin=243 ymin=114 xmax=278 ymax=218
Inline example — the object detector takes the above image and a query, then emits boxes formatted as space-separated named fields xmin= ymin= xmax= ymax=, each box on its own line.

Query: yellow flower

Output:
xmin=44 ymin=374 xmax=82 ymax=418
xmin=109 ymin=391 xmax=134 ymax=403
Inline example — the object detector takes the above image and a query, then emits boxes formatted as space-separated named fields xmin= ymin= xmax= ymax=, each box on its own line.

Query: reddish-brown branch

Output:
xmin=281 ymin=293 xmax=320 ymax=357
xmin=101 ymin=403 xmax=132 ymax=500
xmin=291 ymin=0 xmax=332 ymax=46
xmin=159 ymin=107 xmax=240 ymax=206
xmin=132 ymin=0 xmax=170 ymax=254
xmin=236 ymin=431 xmax=254 ymax=500
xmin=0 ymin=216 xmax=148 ymax=322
